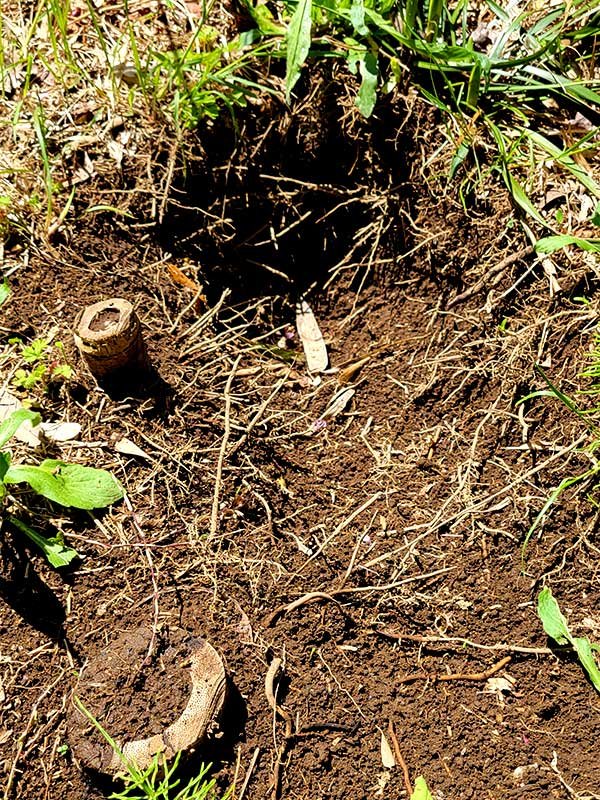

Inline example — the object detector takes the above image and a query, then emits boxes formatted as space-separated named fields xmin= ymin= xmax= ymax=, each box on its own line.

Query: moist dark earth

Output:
xmin=2 ymin=96 xmax=600 ymax=800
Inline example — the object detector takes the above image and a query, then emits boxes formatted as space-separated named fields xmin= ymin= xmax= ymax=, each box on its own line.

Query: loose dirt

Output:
xmin=1 ymin=94 xmax=600 ymax=800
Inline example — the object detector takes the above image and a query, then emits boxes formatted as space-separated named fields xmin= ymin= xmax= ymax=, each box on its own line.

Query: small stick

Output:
xmin=266 ymin=592 xmax=339 ymax=627
xmin=238 ymin=747 xmax=260 ymax=800
xmin=228 ymin=370 xmax=291 ymax=456
xmin=264 ymin=659 xmax=294 ymax=800
xmin=123 ymin=494 xmax=160 ymax=665
xmin=297 ymin=491 xmax=383 ymax=571
xmin=387 ymin=721 xmax=412 ymax=797
xmin=398 ymin=655 xmax=512 ymax=685
xmin=446 ymin=246 xmax=534 ymax=309
xmin=266 ymin=568 xmax=455 ymax=626
xmin=210 ymin=356 xmax=241 ymax=538
xmin=372 ymin=627 xmax=553 ymax=655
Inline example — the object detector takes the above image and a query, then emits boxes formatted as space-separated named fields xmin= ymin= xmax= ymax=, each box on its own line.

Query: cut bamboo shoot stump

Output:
xmin=68 ymin=627 xmax=227 ymax=778
xmin=74 ymin=298 xmax=149 ymax=381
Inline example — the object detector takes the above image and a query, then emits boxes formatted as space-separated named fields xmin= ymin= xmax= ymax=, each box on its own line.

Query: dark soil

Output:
xmin=2 ymin=94 xmax=600 ymax=800
xmin=67 ymin=626 xmax=193 ymax=773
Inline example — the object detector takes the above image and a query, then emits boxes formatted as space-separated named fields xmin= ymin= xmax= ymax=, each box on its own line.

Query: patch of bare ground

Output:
xmin=2 ymin=32 xmax=600 ymax=800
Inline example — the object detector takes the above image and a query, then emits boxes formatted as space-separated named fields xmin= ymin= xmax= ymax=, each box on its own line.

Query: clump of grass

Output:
xmin=246 ymin=0 xmax=600 ymax=242
xmin=518 ymin=330 xmax=600 ymax=559
xmin=1 ymin=0 xmax=598 ymax=246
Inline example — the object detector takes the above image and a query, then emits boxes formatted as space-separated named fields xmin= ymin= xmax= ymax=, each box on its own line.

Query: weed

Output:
xmin=411 ymin=776 xmax=434 ymax=800
xmin=9 ymin=335 xmax=73 ymax=393
xmin=537 ymin=587 xmax=600 ymax=693
xmin=73 ymin=697 xmax=228 ymax=800
xmin=247 ymin=0 xmax=600 ymax=241
xmin=0 ymin=409 xmax=124 ymax=566
xmin=518 ymin=362 xmax=600 ymax=558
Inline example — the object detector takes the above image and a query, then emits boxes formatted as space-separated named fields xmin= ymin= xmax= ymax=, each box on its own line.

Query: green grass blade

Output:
xmin=524 ymin=129 xmax=600 ymax=197
xmin=0 ymin=280 xmax=8 ymax=307
xmin=536 ymin=235 xmax=600 ymax=255
xmin=285 ymin=0 xmax=313 ymax=101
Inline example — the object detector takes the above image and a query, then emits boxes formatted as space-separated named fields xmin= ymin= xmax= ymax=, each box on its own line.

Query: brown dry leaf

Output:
xmin=166 ymin=262 xmax=207 ymax=309
xmin=337 ymin=355 xmax=370 ymax=384
xmin=296 ymin=300 xmax=328 ymax=373
xmin=380 ymin=729 xmax=396 ymax=769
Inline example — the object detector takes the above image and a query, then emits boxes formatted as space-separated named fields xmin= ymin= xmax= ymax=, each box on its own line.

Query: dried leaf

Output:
xmin=322 ymin=387 xmax=355 ymax=420
xmin=115 ymin=437 xmax=152 ymax=461
xmin=39 ymin=421 xmax=81 ymax=442
xmin=296 ymin=300 xmax=328 ymax=374
xmin=380 ymin=730 xmax=396 ymax=769
xmin=484 ymin=675 xmax=516 ymax=701
xmin=0 ymin=392 xmax=82 ymax=445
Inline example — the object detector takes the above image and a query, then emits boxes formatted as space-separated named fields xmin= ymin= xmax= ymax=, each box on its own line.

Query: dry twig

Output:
xmin=210 ymin=355 xmax=242 ymax=538
xmin=237 ymin=747 xmax=261 ymax=800
xmin=372 ymin=627 xmax=553 ymax=655
xmin=264 ymin=658 xmax=295 ymax=800
xmin=398 ymin=655 xmax=512 ymax=684
xmin=387 ymin=720 xmax=413 ymax=797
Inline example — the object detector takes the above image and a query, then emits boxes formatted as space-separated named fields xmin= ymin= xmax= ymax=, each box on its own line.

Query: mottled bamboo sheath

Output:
xmin=73 ymin=298 xmax=149 ymax=380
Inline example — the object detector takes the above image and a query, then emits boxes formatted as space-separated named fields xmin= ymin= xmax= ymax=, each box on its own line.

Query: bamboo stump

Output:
xmin=68 ymin=627 xmax=227 ymax=778
xmin=74 ymin=299 xmax=149 ymax=382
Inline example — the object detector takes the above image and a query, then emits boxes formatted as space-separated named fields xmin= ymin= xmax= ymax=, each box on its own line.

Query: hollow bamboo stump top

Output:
xmin=74 ymin=298 xmax=149 ymax=380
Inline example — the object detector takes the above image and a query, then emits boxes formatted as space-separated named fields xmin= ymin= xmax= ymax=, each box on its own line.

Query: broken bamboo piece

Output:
xmin=73 ymin=298 xmax=149 ymax=381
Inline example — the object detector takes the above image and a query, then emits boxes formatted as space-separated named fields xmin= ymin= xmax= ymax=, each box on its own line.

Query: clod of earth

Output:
xmin=73 ymin=298 xmax=149 ymax=380
xmin=68 ymin=627 xmax=227 ymax=778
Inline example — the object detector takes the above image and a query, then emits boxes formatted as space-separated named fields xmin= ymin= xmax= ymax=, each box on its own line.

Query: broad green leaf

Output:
xmin=0 ymin=280 xmax=9 ymax=307
xmin=535 ymin=235 xmax=600 ymax=255
xmin=355 ymin=52 xmax=378 ymax=117
xmin=572 ymin=637 xmax=600 ymax=693
xmin=592 ymin=204 xmax=600 ymax=227
xmin=0 ymin=409 xmax=41 ymax=449
xmin=241 ymin=0 xmax=285 ymax=35
xmin=538 ymin=588 xmax=600 ymax=694
xmin=411 ymin=776 xmax=434 ymax=800
xmin=285 ymin=0 xmax=313 ymax=101
xmin=9 ymin=516 xmax=79 ymax=568
xmin=537 ymin=587 xmax=570 ymax=644
xmin=4 ymin=459 xmax=124 ymax=509
xmin=350 ymin=0 xmax=369 ymax=36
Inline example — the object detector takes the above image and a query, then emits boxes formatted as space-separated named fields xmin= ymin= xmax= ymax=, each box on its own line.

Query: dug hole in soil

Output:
xmin=2 ymin=85 xmax=600 ymax=800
